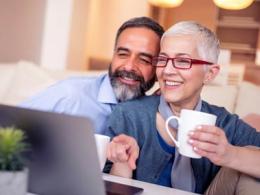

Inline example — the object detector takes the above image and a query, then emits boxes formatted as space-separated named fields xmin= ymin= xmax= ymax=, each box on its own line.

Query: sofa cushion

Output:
xmin=0 ymin=63 xmax=17 ymax=101
xmin=235 ymin=82 xmax=260 ymax=117
xmin=1 ymin=61 xmax=56 ymax=105
xmin=242 ymin=113 xmax=260 ymax=131
xmin=201 ymin=84 xmax=238 ymax=113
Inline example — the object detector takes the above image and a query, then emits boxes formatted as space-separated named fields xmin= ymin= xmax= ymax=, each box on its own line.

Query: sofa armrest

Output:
xmin=242 ymin=113 xmax=260 ymax=132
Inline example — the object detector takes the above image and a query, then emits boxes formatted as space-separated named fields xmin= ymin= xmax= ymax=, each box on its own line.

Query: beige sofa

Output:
xmin=0 ymin=61 xmax=105 ymax=106
xmin=1 ymin=61 xmax=260 ymax=129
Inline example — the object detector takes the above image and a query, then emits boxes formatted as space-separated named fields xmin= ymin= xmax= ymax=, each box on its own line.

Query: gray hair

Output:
xmin=115 ymin=17 xmax=164 ymax=48
xmin=161 ymin=21 xmax=220 ymax=64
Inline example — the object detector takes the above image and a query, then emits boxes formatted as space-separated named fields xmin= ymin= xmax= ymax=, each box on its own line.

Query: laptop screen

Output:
xmin=0 ymin=104 xmax=106 ymax=195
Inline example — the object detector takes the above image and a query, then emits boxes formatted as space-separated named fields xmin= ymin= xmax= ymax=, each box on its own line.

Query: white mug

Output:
xmin=165 ymin=109 xmax=217 ymax=158
xmin=95 ymin=134 xmax=110 ymax=170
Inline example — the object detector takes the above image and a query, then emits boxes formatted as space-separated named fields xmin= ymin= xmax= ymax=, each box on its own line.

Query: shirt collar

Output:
xmin=195 ymin=98 xmax=202 ymax=111
xmin=97 ymin=74 xmax=118 ymax=104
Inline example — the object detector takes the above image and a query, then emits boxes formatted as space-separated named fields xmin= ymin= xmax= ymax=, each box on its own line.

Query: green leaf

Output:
xmin=0 ymin=127 xmax=28 ymax=171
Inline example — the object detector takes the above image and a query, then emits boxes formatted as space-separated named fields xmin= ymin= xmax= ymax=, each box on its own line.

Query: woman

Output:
xmin=104 ymin=21 xmax=260 ymax=194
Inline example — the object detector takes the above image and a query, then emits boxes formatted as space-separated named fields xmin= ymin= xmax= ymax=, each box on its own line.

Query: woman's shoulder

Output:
xmin=202 ymin=101 xmax=256 ymax=133
xmin=202 ymin=100 xmax=234 ymax=119
xmin=117 ymin=95 xmax=160 ymax=111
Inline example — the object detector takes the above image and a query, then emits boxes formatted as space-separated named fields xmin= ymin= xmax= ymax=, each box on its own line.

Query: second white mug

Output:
xmin=95 ymin=134 xmax=110 ymax=170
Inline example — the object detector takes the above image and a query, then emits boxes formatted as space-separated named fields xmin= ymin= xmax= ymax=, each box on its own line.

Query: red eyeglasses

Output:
xmin=152 ymin=56 xmax=214 ymax=70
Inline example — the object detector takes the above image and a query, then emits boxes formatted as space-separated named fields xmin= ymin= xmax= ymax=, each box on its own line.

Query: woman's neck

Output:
xmin=169 ymin=98 xmax=201 ymax=116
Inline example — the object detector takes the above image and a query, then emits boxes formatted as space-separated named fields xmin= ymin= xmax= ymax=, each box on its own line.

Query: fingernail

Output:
xmin=188 ymin=139 xmax=194 ymax=143
xmin=189 ymin=131 xmax=194 ymax=135
xmin=193 ymin=147 xmax=198 ymax=151
xmin=196 ymin=125 xmax=202 ymax=130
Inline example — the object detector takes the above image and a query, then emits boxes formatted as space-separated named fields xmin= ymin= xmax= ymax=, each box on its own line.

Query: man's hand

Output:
xmin=188 ymin=125 xmax=237 ymax=166
xmin=107 ymin=134 xmax=139 ymax=170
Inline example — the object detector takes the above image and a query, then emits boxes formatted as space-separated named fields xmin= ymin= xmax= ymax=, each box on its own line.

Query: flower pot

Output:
xmin=0 ymin=168 xmax=28 ymax=195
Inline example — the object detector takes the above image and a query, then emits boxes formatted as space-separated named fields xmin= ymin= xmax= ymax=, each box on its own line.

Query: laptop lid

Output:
xmin=0 ymin=104 xmax=106 ymax=195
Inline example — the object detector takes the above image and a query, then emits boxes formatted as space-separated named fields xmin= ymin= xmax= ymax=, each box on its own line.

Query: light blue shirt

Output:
xmin=20 ymin=74 xmax=118 ymax=134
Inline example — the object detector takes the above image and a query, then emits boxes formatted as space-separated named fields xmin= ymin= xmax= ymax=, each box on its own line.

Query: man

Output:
xmin=104 ymin=21 xmax=260 ymax=194
xmin=20 ymin=17 xmax=164 ymax=134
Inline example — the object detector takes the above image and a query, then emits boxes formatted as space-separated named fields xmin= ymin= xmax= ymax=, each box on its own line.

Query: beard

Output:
xmin=109 ymin=65 xmax=155 ymax=102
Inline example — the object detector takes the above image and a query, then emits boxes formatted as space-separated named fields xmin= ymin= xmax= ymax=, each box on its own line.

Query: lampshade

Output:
xmin=148 ymin=0 xmax=184 ymax=8
xmin=213 ymin=0 xmax=254 ymax=10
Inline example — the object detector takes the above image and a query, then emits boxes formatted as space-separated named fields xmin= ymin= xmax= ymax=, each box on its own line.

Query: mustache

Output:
xmin=113 ymin=70 xmax=144 ymax=82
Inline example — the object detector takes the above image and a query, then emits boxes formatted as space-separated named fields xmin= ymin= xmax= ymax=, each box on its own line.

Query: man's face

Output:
xmin=156 ymin=35 xmax=212 ymax=108
xmin=109 ymin=27 xmax=160 ymax=102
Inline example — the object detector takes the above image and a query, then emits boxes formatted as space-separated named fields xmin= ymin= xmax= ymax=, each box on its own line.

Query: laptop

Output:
xmin=0 ymin=104 xmax=143 ymax=195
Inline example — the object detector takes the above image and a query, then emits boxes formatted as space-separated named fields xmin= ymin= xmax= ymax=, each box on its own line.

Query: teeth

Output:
xmin=122 ymin=76 xmax=134 ymax=81
xmin=165 ymin=81 xmax=182 ymax=86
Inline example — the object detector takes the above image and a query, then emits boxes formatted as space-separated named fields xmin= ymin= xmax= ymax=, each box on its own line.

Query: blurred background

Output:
xmin=0 ymin=0 xmax=150 ymax=70
xmin=0 ymin=0 xmax=259 ymax=71
xmin=0 ymin=0 xmax=259 ymax=127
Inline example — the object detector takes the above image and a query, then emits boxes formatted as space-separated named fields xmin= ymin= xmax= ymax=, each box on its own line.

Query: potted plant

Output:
xmin=0 ymin=127 xmax=28 ymax=195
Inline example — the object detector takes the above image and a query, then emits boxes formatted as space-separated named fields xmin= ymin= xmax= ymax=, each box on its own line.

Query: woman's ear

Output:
xmin=203 ymin=64 xmax=220 ymax=84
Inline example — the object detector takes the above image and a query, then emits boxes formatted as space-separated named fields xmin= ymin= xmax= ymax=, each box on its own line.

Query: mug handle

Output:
xmin=165 ymin=116 xmax=180 ymax=147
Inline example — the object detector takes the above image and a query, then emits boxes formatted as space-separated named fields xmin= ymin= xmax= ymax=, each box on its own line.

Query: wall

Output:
xmin=155 ymin=0 xmax=217 ymax=31
xmin=66 ymin=0 xmax=91 ymax=70
xmin=0 ymin=0 xmax=46 ymax=64
xmin=0 ymin=0 xmax=90 ymax=70
xmin=67 ymin=0 xmax=150 ymax=70
xmin=0 ymin=0 xmax=151 ymax=70
xmin=85 ymin=0 xmax=149 ymax=69
xmin=40 ymin=0 xmax=74 ymax=70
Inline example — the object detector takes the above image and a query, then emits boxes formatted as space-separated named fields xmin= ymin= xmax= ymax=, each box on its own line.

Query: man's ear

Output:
xmin=203 ymin=64 xmax=220 ymax=84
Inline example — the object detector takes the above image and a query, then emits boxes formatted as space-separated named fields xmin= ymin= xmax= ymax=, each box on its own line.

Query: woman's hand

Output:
xmin=107 ymin=134 xmax=139 ymax=170
xmin=188 ymin=125 xmax=237 ymax=166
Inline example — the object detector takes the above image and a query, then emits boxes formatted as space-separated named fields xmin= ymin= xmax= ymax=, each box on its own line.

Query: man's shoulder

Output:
xmin=57 ymin=74 xmax=106 ymax=88
xmin=20 ymin=74 xmax=107 ymax=109
xmin=49 ymin=74 xmax=106 ymax=96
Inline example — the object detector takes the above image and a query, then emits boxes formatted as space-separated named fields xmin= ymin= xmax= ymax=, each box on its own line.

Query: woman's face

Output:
xmin=156 ymin=35 xmax=211 ymax=109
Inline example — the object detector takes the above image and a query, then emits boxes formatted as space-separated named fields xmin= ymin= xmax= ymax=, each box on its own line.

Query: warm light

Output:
xmin=148 ymin=0 xmax=184 ymax=8
xmin=213 ymin=0 xmax=254 ymax=10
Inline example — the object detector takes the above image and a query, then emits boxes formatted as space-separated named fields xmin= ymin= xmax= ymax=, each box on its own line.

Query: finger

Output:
xmin=114 ymin=135 xmax=137 ymax=151
xmin=113 ymin=134 xmax=132 ymax=144
xmin=110 ymin=142 xmax=119 ymax=162
xmin=107 ymin=142 xmax=119 ymax=162
xmin=193 ymin=146 xmax=216 ymax=157
xmin=189 ymin=125 xmax=224 ymax=143
xmin=189 ymin=131 xmax=220 ymax=144
xmin=193 ymin=125 xmax=221 ymax=135
xmin=189 ymin=139 xmax=218 ymax=153
xmin=128 ymin=145 xmax=139 ymax=170
xmin=117 ymin=144 xmax=130 ymax=162
xmin=128 ymin=153 xmax=138 ymax=169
